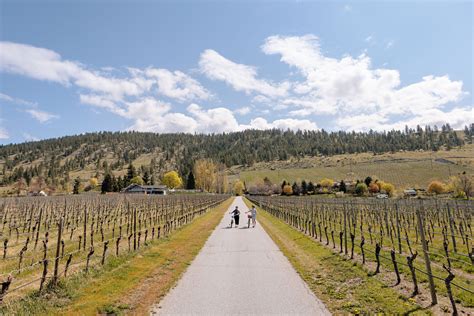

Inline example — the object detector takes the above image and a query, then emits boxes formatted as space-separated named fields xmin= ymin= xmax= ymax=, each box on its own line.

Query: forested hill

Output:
xmin=1 ymin=124 xmax=473 ymax=187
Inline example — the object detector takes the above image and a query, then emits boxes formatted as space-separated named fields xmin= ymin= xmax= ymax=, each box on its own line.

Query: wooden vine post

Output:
xmin=52 ymin=218 xmax=63 ymax=285
xmin=416 ymin=203 xmax=437 ymax=305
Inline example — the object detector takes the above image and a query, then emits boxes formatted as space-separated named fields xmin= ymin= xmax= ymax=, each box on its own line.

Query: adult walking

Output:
xmin=230 ymin=205 xmax=240 ymax=227
xmin=246 ymin=205 xmax=257 ymax=228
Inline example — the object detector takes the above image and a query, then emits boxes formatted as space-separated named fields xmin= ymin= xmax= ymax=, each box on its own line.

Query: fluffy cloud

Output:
xmin=126 ymin=101 xmax=319 ymax=133
xmin=0 ymin=42 xmax=208 ymax=103
xmin=199 ymin=49 xmax=289 ymax=98
xmin=261 ymin=34 xmax=469 ymax=130
xmin=1 ymin=38 xmax=470 ymax=135
xmin=145 ymin=68 xmax=211 ymax=101
xmin=25 ymin=109 xmax=59 ymax=123
xmin=247 ymin=117 xmax=318 ymax=131
xmin=234 ymin=106 xmax=251 ymax=115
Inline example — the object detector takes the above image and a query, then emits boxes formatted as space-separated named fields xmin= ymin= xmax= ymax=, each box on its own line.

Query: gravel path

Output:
xmin=151 ymin=197 xmax=330 ymax=315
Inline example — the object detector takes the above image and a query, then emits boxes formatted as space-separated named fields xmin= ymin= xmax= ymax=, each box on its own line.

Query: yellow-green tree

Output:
xmin=380 ymin=182 xmax=395 ymax=197
xmin=89 ymin=177 xmax=99 ymax=189
xmin=319 ymin=178 xmax=334 ymax=188
xmin=130 ymin=176 xmax=144 ymax=185
xmin=194 ymin=159 xmax=217 ymax=192
xmin=233 ymin=180 xmax=245 ymax=196
xmin=162 ymin=171 xmax=183 ymax=189
xmin=215 ymin=163 xmax=228 ymax=194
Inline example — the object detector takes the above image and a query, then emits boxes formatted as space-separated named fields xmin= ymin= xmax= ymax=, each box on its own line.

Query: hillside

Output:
xmin=232 ymin=143 xmax=474 ymax=190
xmin=0 ymin=126 xmax=472 ymax=195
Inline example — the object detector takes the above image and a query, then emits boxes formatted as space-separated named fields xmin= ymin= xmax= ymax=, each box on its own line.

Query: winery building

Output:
xmin=122 ymin=184 xmax=168 ymax=195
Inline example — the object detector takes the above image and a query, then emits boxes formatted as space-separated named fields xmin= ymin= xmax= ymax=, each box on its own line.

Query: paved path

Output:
xmin=152 ymin=197 xmax=330 ymax=315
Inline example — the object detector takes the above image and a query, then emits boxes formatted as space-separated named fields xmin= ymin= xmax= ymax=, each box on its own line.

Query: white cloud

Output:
xmin=145 ymin=68 xmax=211 ymax=101
xmin=344 ymin=4 xmax=352 ymax=11
xmin=234 ymin=106 xmax=251 ymax=115
xmin=199 ymin=49 xmax=289 ymax=98
xmin=247 ymin=117 xmax=318 ymax=131
xmin=261 ymin=34 xmax=468 ymax=128
xmin=0 ymin=41 xmax=207 ymax=103
xmin=0 ymin=92 xmax=36 ymax=106
xmin=25 ymin=109 xmax=59 ymax=123
xmin=187 ymin=103 xmax=241 ymax=133
xmin=1 ymin=38 xmax=470 ymax=135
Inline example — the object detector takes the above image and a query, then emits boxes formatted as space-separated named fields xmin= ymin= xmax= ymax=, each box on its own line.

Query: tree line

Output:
xmin=1 ymin=124 xmax=471 ymax=193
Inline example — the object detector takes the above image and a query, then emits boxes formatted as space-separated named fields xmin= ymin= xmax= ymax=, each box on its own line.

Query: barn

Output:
xmin=122 ymin=184 xmax=168 ymax=195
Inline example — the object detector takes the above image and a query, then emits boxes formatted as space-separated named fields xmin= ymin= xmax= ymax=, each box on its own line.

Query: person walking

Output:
xmin=246 ymin=205 xmax=257 ymax=228
xmin=230 ymin=206 xmax=240 ymax=227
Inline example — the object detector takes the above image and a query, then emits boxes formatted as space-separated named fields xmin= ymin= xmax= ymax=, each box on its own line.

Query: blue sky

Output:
xmin=0 ymin=0 xmax=472 ymax=144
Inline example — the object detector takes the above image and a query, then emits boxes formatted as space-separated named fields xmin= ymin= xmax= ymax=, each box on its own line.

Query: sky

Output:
xmin=0 ymin=0 xmax=472 ymax=144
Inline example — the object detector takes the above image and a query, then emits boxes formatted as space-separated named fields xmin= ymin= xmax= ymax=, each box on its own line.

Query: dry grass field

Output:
xmin=231 ymin=144 xmax=474 ymax=191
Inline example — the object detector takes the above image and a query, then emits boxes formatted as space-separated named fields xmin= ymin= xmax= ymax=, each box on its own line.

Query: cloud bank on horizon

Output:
xmin=0 ymin=34 xmax=472 ymax=141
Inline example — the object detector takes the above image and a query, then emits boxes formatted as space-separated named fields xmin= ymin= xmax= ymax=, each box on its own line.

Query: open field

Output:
xmin=233 ymin=144 xmax=474 ymax=190
xmin=0 ymin=194 xmax=229 ymax=313
xmin=247 ymin=196 xmax=474 ymax=314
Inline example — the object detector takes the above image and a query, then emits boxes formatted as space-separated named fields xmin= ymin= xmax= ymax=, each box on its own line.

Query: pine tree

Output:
xmin=307 ymin=181 xmax=315 ymax=194
xmin=339 ymin=180 xmax=347 ymax=193
xmin=186 ymin=171 xmax=196 ymax=190
xmin=101 ymin=174 xmax=113 ymax=194
xmin=301 ymin=180 xmax=308 ymax=195
xmin=292 ymin=182 xmax=300 ymax=196
xmin=126 ymin=163 xmax=136 ymax=185
xmin=143 ymin=171 xmax=150 ymax=185
xmin=364 ymin=176 xmax=372 ymax=187
xmin=73 ymin=178 xmax=81 ymax=194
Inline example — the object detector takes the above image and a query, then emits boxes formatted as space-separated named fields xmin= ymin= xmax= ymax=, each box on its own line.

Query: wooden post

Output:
xmin=83 ymin=208 xmax=87 ymax=251
xmin=446 ymin=204 xmax=457 ymax=253
xmin=53 ymin=218 xmax=63 ymax=285
xmin=416 ymin=204 xmax=437 ymax=305
xmin=133 ymin=208 xmax=137 ymax=251
xmin=395 ymin=204 xmax=402 ymax=254
xmin=343 ymin=204 xmax=348 ymax=255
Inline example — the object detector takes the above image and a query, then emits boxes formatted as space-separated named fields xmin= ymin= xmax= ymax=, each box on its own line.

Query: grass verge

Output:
xmin=243 ymin=198 xmax=424 ymax=315
xmin=1 ymin=197 xmax=233 ymax=315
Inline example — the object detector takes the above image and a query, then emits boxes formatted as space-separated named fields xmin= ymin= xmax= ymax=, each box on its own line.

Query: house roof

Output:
xmin=123 ymin=184 xmax=167 ymax=191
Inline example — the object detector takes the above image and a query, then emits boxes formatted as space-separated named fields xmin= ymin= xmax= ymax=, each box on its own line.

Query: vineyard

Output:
xmin=248 ymin=196 xmax=474 ymax=313
xmin=0 ymin=194 xmax=228 ymax=304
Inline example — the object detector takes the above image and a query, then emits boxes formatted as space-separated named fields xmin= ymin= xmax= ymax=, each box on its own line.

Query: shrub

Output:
xmin=428 ymin=181 xmax=445 ymax=195
xmin=283 ymin=184 xmax=293 ymax=196
xmin=355 ymin=182 xmax=368 ymax=196
xmin=320 ymin=178 xmax=334 ymax=188
xmin=369 ymin=182 xmax=380 ymax=194
xmin=380 ymin=182 xmax=395 ymax=197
